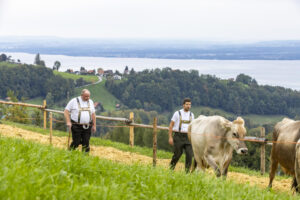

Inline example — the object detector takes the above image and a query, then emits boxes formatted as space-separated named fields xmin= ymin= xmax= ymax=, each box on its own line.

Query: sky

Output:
xmin=0 ymin=0 xmax=300 ymax=41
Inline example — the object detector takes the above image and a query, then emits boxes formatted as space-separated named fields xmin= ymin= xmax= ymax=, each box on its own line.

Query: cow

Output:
xmin=188 ymin=115 xmax=248 ymax=177
xmin=268 ymin=118 xmax=300 ymax=192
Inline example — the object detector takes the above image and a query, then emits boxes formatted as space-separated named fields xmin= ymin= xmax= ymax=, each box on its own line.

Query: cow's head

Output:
xmin=223 ymin=117 xmax=248 ymax=155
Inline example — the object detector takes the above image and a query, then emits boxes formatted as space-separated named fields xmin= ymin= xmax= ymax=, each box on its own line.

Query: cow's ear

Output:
xmin=233 ymin=117 xmax=244 ymax=125
xmin=222 ymin=120 xmax=232 ymax=131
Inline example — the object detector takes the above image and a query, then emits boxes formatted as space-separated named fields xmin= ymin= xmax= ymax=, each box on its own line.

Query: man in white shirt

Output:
xmin=169 ymin=98 xmax=194 ymax=172
xmin=64 ymin=89 xmax=96 ymax=153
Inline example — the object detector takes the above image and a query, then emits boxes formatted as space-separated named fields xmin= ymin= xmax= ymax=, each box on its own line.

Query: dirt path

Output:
xmin=0 ymin=124 xmax=293 ymax=194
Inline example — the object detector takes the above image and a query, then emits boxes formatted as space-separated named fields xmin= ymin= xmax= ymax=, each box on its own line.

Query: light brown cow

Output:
xmin=188 ymin=115 xmax=248 ymax=177
xmin=269 ymin=118 xmax=300 ymax=192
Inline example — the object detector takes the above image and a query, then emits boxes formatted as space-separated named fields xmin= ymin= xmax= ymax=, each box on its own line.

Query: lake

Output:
xmin=4 ymin=52 xmax=300 ymax=91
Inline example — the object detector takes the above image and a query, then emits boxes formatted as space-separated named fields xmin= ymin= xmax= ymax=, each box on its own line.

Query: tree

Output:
xmin=46 ymin=92 xmax=54 ymax=106
xmin=39 ymin=60 xmax=46 ymax=67
xmin=34 ymin=53 xmax=41 ymax=65
xmin=0 ymin=54 xmax=7 ymax=62
xmin=34 ymin=53 xmax=46 ymax=66
xmin=236 ymin=74 xmax=257 ymax=86
xmin=53 ymin=61 xmax=61 ymax=71
xmin=4 ymin=90 xmax=29 ymax=124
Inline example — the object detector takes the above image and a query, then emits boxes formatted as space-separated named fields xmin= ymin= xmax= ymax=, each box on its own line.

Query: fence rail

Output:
xmin=0 ymin=100 xmax=270 ymax=174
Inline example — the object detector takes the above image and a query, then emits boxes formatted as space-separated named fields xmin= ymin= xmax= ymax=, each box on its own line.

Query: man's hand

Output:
xmin=92 ymin=125 xmax=96 ymax=134
xmin=66 ymin=121 xmax=72 ymax=129
xmin=169 ymin=137 xmax=174 ymax=146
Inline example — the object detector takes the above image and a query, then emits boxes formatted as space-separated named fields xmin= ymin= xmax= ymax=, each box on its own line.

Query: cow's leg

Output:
xmin=184 ymin=144 xmax=193 ymax=173
xmin=205 ymin=155 xmax=220 ymax=177
xmin=268 ymin=156 xmax=278 ymax=189
xmin=292 ymin=177 xmax=299 ymax=193
xmin=191 ymin=159 xmax=197 ymax=173
xmin=222 ymin=156 xmax=232 ymax=178
xmin=294 ymin=143 xmax=300 ymax=192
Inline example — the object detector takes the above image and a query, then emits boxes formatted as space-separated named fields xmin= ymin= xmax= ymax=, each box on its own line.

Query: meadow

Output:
xmin=0 ymin=136 xmax=295 ymax=200
xmin=53 ymin=70 xmax=99 ymax=83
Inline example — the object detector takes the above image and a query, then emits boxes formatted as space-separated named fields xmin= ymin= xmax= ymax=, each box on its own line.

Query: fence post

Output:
xmin=260 ymin=127 xmax=265 ymax=175
xmin=49 ymin=112 xmax=53 ymax=145
xmin=129 ymin=112 xmax=134 ymax=147
xmin=153 ymin=117 xmax=157 ymax=167
xmin=43 ymin=100 xmax=47 ymax=129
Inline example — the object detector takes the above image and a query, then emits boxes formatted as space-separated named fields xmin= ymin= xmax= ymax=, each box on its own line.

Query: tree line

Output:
xmin=0 ymin=63 xmax=75 ymax=102
xmin=106 ymin=68 xmax=300 ymax=117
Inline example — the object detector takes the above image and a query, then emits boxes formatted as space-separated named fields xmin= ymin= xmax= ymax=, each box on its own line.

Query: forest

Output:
xmin=106 ymin=68 xmax=300 ymax=117
xmin=0 ymin=62 xmax=75 ymax=102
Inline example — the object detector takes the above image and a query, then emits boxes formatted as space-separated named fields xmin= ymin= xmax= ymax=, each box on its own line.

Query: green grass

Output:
xmin=53 ymin=70 xmax=98 ymax=83
xmin=25 ymin=96 xmax=44 ymax=105
xmin=191 ymin=106 xmax=286 ymax=126
xmin=0 ymin=120 xmax=289 ymax=179
xmin=75 ymin=80 xmax=119 ymax=111
xmin=0 ymin=61 xmax=20 ymax=68
xmin=0 ymin=120 xmax=171 ymax=159
xmin=243 ymin=114 xmax=285 ymax=126
xmin=0 ymin=136 xmax=296 ymax=199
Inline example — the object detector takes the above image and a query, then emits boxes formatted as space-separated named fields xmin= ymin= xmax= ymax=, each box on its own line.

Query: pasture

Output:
xmin=0 ymin=136 xmax=296 ymax=200
xmin=53 ymin=70 xmax=99 ymax=83
xmin=75 ymin=80 xmax=120 ymax=111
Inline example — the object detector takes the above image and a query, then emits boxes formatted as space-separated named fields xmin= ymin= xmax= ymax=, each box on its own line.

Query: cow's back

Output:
xmin=272 ymin=118 xmax=300 ymax=175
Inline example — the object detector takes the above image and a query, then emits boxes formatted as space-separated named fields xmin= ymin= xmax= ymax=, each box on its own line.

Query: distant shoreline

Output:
xmin=2 ymin=51 xmax=300 ymax=91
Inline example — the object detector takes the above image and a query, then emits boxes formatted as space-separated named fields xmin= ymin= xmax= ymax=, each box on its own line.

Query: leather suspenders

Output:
xmin=178 ymin=110 xmax=192 ymax=132
xmin=76 ymin=97 xmax=91 ymax=124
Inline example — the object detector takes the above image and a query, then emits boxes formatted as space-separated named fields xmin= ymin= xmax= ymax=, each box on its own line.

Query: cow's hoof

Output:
xmin=215 ymin=169 xmax=221 ymax=177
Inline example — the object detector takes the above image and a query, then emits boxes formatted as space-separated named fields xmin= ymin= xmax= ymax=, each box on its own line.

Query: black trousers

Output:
xmin=70 ymin=121 xmax=92 ymax=153
xmin=170 ymin=132 xmax=193 ymax=172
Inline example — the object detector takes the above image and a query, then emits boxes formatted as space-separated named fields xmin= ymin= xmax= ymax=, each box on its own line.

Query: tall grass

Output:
xmin=0 ymin=137 xmax=295 ymax=200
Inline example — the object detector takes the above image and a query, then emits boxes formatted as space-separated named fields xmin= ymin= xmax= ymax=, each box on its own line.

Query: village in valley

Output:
xmin=65 ymin=66 xmax=128 ymax=81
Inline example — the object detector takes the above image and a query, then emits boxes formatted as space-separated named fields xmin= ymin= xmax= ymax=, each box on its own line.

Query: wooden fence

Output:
xmin=0 ymin=100 xmax=270 ymax=174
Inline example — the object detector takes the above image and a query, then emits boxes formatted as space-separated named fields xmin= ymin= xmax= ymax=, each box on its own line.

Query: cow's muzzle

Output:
xmin=237 ymin=148 xmax=248 ymax=155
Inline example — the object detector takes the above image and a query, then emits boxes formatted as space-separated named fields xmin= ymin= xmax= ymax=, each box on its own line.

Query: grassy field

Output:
xmin=75 ymin=80 xmax=119 ymax=111
xmin=25 ymin=79 xmax=118 ymax=111
xmin=25 ymin=96 xmax=44 ymax=105
xmin=0 ymin=120 xmax=288 ymax=180
xmin=191 ymin=106 xmax=285 ymax=126
xmin=53 ymin=70 xmax=98 ymax=83
xmin=0 ymin=61 xmax=20 ymax=68
xmin=0 ymin=136 xmax=295 ymax=200
xmin=0 ymin=120 xmax=172 ymax=159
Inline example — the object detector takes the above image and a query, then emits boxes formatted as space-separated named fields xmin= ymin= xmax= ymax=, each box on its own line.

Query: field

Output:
xmin=191 ymin=106 xmax=285 ymax=126
xmin=0 ymin=61 xmax=20 ymax=68
xmin=53 ymin=70 xmax=99 ymax=83
xmin=0 ymin=131 xmax=296 ymax=199
xmin=0 ymin=121 xmax=296 ymax=196
xmin=75 ymin=80 xmax=120 ymax=111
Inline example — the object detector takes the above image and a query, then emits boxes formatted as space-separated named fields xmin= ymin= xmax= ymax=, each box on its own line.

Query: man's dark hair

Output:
xmin=182 ymin=98 xmax=191 ymax=105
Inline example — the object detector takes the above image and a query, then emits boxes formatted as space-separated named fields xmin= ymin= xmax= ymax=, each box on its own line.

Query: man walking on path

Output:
xmin=169 ymin=98 xmax=194 ymax=172
xmin=64 ymin=89 xmax=96 ymax=153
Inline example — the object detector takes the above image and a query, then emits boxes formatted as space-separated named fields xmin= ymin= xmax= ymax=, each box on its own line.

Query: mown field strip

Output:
xmin=0 ymin=124 xmax=293 ymax=195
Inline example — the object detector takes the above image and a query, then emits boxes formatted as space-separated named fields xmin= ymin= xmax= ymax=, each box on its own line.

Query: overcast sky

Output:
xmin=1 ymin=0 xmax=300 ymax=41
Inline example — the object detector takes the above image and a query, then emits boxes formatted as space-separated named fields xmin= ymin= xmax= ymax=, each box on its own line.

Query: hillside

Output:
xmin=0 ymin=123 xmax=295 ymax=199
xmin=53 ymin=70 xmax=98 ymax=83
xmin=75 ymin=80 xmax=120 ymax=111
xmin=106 ymin=69 xmax=300 ymax=117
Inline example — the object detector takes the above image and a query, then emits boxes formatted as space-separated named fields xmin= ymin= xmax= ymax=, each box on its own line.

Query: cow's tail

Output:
xmin=188 ymin=124 xmax=192 ymax=142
